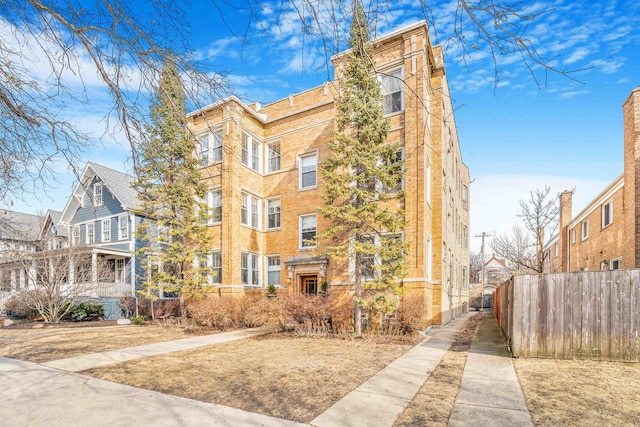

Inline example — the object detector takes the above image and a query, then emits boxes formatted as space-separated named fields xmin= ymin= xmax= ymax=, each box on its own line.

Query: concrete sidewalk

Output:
xmin=0 ymin=356 xmax=305 ymax=427
xmin=448 ymin=311 xmax=533 ymax=427
xmin=42 ymin=327 xmax=269 ymax=372
xmin=312 ymin=312 xmax=475 ymax=427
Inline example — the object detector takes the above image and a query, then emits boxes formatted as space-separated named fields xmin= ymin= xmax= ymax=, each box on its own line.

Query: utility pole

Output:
xmin=476 ymin=232 xmax=491 ymax=312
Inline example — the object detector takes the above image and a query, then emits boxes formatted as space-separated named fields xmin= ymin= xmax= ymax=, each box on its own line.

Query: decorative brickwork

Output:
xmin=187 ymin=22 xmax=470 ymax=326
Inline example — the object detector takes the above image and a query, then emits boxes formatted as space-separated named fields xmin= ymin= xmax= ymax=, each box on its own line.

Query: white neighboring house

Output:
xmin=0 ymin=210 xmax=44 ymax=312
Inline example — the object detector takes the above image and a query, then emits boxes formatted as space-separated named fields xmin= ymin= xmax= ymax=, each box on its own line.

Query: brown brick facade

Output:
xmin=548 ymin=86 xmax=640 ymax=272
xmin=187 ymin=22 xmax=470 ymax=326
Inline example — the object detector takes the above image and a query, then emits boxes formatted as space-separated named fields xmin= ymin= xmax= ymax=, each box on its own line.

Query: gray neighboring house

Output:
xmin=1 ymin=162 xmax=147 ymax=319
xmin=56 ymin=162 xmax=145 ymax=319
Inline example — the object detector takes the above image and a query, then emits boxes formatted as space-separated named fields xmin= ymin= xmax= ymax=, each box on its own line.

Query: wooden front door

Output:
xmin=301 ymin=275 xmax=318 ymax=295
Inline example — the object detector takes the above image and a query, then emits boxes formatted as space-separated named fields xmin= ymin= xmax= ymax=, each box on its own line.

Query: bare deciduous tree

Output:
xmin=469 ymin=251 xmax=484 ymax=282
xmin=490 ymin=186 xmax=558 ymax=273
xmin=1 ymin=1 xmax=577 ymax=209
xmin=0 ymin=0 xmax=229 ymax=206
xmin=2 ymin=245 xmax=112 ymax=323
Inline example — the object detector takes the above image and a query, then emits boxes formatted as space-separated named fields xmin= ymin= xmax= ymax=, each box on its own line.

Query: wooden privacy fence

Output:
xmin=494 ymin=270 xmax=640 ymax=361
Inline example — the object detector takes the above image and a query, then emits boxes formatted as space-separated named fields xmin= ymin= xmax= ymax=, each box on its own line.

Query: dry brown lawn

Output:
xmin=515 ymin=357 xmax=640 ymax=426
xmin=83 ymin=334 xmax=414 ymax=423
xmin=7 ymin=315 xmax=640 ymax=426
xmin=0 ymin=325 xmax=195 ymax=363
xmin=394 ymin=313 xmax=481 ymax=427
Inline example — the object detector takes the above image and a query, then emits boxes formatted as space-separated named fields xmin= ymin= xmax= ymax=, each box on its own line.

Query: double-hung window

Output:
xmin=198 ymin=251 xmax=222 ymax=284
xmin=602 ymin=201 xmax=613 ymax=228
xmin=115 ymin=259 xmax=125 ymax=283
xmin=93 ymin=183 xmax=103 ymax=206
xmin=242 ymin=133 xmax=260 ymax=172
xmin=462 ymin=226 xmax=468 ymax=249
xmin=266 ymin=198 xmax=281 ymax=229
xmin=581 ymin=220 xmax=589 ymax=240
xmin=383 ymin=150 xmax=404 ymax=192
xmin=119 ymin=215 xmax=129 ymax=240
xmin=102 ymin=219 xmax=111 ymax=242
xmin=86 ymin=223 xmax=95 ymax=244
xmin=299 ymin=214 xmax=317 ymax=249
xmin=207 ymin=190 xmax=222 ymax=224
xmin=210 ymin=251 xmax=222 ymax=284
xmin=299 ymin=152 xmax=317 ymax=189
xmin=241 ymin=192 xmax=260 ymax=228
xmin=197 ymin=131 xmax=223 ymax=166
xmin=267 ymin=256 xmax=281 ymax=286
xmin=267 ymin=142 xmax=281 ymax=173
xmin=462 ymin=185 xmax=468 ymax=210
xmin=241 ymin=252 xmax=260 ymax=286
xmin=361 ymin=237 xmax=376 ymax=280
xmin=379 ymin=68 xmax=403 ymax=114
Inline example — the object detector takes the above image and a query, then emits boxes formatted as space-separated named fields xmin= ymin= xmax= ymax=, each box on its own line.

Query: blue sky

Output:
xmin=7 ymin=0 xmax=640 ymax=253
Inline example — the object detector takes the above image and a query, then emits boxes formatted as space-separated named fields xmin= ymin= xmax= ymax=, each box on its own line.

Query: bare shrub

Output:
xmin=4 ymin=292 xmax=32 ymax=318
xmin=118 ymin=297 xmax=136 ymax=318
xmin=187 ymin=296 xmax=245 ymax=330
xmin=243 ymin=296 xmax=278 ymax=328
xmin=275 ymin=293 xmax=354 ymax=336
xmin=396 ymin=294 xmax=428 ymax=334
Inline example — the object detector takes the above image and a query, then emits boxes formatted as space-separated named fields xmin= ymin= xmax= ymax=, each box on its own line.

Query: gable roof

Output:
xmin=59 ymin=162 xmax=140 ymax=228
xmin=87 ymin=162 xmax=140 ymax=210
xmin=0 ymin=210 xmax=44 ymax=242
xmin=40 ymin=209 xmax=66 ymax=239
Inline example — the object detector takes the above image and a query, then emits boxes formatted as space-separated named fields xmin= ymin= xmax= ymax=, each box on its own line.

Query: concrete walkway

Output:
xmin=312 ymin=312 xmax=475 ymax=427
xmin=0 ymin=312 xmax=534 ymax=426
xmin=0 ymin=356 xmax=305 ymax=427
xmin=42 ymin=327 xmax=269 ymax=372
xmin=448 ymin=311 xmax=533 ymax=427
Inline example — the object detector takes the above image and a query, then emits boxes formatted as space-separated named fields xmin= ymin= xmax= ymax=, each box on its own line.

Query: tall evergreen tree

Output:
xmin=133 ymin=59 xmax=211 ymax=318
xmin=319 ymin=2 xmax=406 ymax=336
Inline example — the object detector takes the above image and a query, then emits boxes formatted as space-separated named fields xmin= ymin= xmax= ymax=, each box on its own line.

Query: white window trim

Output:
xmin=115 ymin=258 xmax=125 ymax=283
xmin=118 ymin=214 xmax=130 ymax=240
xmin=241 ymin=192 xmax=261 ymax=229
xmin=462 ymin=185 xmax=468 ymax=210
xmin=93 ymin=183 xmax=103 ymax=207
xmin=102 ymin=219 xmax=111 ymax=242
xmin=610 ymin=257 xmax=622 ymax=270
xmin=266 ymin=255 xmax=281 ymax=287
xmin=197 ymin=130 xmax=223 ymax=166
xmin=571 ymin=229 xmax=576 ymax=244
xmin=581 ymin=220 xmax=589 ymax=241
xmin=266 ymin=197 xmax=281 ymax=230
xmin=86 ymin=222 xmax=95 ymax=244
xmin=267 ymin=141 xmax=281 ymax=173
xmin=602 ymin=201 xmax=613 ymax=228
xmin=241 ymin=132 xmax=261 ymax=173
xmin=207 ymin=189 xmax=222 ymax=225
xmin=378 ymin=66 xmax=404 ymax=115
xmin=299 ymin=213 xmax=317 ymax=249
xmin=241 ymin=252 xmax=261 ymax=287
xmin=298 ymin=151 xmax=318 ymax=190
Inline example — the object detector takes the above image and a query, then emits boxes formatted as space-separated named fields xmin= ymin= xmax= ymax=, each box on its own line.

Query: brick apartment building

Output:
xmin=187 ymin=21 xmax=470 ymax=326
xmin=546 ymin=86 xmax=640 ymax=272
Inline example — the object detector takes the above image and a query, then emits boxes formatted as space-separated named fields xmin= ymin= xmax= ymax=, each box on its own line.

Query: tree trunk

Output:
xmin=179 ymin=293 xmax=186 ymax=318
xmin=354 ymin=251 xmax=362 ymax=336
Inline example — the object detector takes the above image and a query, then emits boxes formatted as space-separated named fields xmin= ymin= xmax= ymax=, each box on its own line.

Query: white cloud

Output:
xmin=559 ymin=89 xmax=590 ymax=98
xmin=563 ymin=47 xmax=593 ymax=64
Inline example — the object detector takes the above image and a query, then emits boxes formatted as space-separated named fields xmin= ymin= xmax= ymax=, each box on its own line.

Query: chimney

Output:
xmin=623 ymin=87 xmax=640 ymax=267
